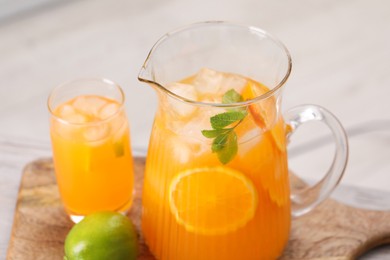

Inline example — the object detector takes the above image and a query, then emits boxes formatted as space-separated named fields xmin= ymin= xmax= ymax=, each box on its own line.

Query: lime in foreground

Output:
xmin=64 ymin=211 xmax=138 ymax=260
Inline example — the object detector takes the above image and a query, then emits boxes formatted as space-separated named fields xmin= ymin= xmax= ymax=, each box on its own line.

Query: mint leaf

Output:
xmin=222 ymin=89 xmax=243 ymax=104
xmin=223 ymin=89 xmax=247 ymax=113
xmin=202 ymin=128 xmax=231 ymax=138
xmin=216 ymin=131 xmax=238 ymax=164
xmin=201 ymin=89 xmax=247 ymax=164
xmin=210 ymin=111 xmax=246 ymax=129
xmin=211 ymin=133 xmax=229 ymax=152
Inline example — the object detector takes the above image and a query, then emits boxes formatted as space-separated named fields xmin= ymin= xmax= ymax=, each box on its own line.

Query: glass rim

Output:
xmin=47 ymin=77 xmax=126 ymax=126
xmin=138 ymin=21 xmax=292 ymax=108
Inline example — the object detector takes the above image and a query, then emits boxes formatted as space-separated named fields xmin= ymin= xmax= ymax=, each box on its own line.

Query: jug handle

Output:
xmin=284 ymin=105 xmax=349 ymax=217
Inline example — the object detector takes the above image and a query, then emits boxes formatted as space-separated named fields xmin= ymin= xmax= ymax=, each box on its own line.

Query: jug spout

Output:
xmin=138 ymin=62 xmax=154 ymax=85
xmin=138 ymin=41 xmax=163 ymax=86
xmin=138 ymin=63 xmax=165 ymax=95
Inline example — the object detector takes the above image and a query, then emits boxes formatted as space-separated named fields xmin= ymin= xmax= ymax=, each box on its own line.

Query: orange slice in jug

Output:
xmin=241 ymin=81 xmax=290 ymax=206
xmin=169 ymin=167 xmax=258 ymax=235
xmin=241 ymin=81 xmax=287 ymax=152
xmin=241 ymin=80 xmax=276 ymax=130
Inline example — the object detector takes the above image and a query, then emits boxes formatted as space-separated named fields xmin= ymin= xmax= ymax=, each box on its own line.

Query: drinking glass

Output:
xmin=48 ymin=78 xmax=135 ymax=223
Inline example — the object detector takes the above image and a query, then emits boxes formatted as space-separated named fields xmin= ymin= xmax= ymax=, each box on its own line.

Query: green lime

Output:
xmin=64 ymin=211 xmax=138 ymax=260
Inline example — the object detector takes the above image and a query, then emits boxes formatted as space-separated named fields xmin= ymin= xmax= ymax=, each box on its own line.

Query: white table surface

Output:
xmin=1 ymin=0 xmax=389 ymax=259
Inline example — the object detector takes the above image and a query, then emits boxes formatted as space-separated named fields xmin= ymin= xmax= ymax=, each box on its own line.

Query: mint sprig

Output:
xmin=114 ymin=140 xmax=125 ymax=157
xmin=201 ymin=89 xmax=247 ymax=164
xmin=210 ymin=111 xmax=246 ymax=129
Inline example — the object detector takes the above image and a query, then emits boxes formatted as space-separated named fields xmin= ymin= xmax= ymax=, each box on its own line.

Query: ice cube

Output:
xmin=165 ymin=82 xmax=198 ymax=118
xmin=193 ymin=68 xmax=223 ymax=95
xmin=66 ymin=114 xmax=87 ymax=124
xmin=171 ymin=136 xmax=191 ymax=164
xmin=57 ymin=104 xmax=75 ymax=118
xmin=174 ymin=108 xmax=220 ymax=140
xmin=72 ymin=95 xmax=107 ymax=118
xmin=170 ymin=133 xmax=208 ymax=164
xmin=72 ymin=96 xmax=89 ymax=113
xmin=99 ymin=102 xmax=120 ymax=119
xmin=219 ymin=73 xmax=247 ymax=94
xmin=83 ymin=125 xmax=109 ymax=142
xmin=193 ymin=68 xmax=247 ymax=101
xmin=86 ymin=96 xmax=107 ymax=117
xmin=55 ymin=103 xmax=87 ymax=123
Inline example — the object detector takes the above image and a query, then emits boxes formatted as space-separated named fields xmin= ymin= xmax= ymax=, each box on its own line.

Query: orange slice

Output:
xmin=240 ymin=81 xmax=289 ymax=206
xmin=241 ymin=81 xmax=287 ymax=152
xmin=270 ymin=118 xmax=287 ymax=152
xmin=241 ymin=81 xmax=276 ymax=130
xmin=169 ymin=167 xmax=258 ymax=235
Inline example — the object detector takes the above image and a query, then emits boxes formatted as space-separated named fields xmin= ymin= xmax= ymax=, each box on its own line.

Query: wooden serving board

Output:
xmin=6 ymin=157 xmax=390 ymax=260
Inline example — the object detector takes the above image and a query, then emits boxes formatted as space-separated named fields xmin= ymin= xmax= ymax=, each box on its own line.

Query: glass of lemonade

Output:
xmin=48 ymin=78 xmax=134 ymax=223
xmin=138 ymin=22 xmax=348 ymax=259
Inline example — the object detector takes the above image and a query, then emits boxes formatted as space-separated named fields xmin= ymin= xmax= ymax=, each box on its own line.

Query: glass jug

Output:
xmin=138 ymin=21 xmax=348 ymax=260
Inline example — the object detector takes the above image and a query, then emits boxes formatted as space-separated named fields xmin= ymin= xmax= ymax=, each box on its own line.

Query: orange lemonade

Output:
xmin=142 ymin=69 xmax=290 ymax=259
xmin=50 ymin=94 xmax=134 ymax=219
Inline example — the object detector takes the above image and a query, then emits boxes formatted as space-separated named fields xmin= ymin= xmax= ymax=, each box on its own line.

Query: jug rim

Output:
xmin=138 ymin=21 xmax=292 ymax=108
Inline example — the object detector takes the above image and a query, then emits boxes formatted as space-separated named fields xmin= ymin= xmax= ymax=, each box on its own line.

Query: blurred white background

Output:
xmin=1 ymin=0 xmax=389 ymax=188
xmin=0 ymin=0 xmax=390 ymax=258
